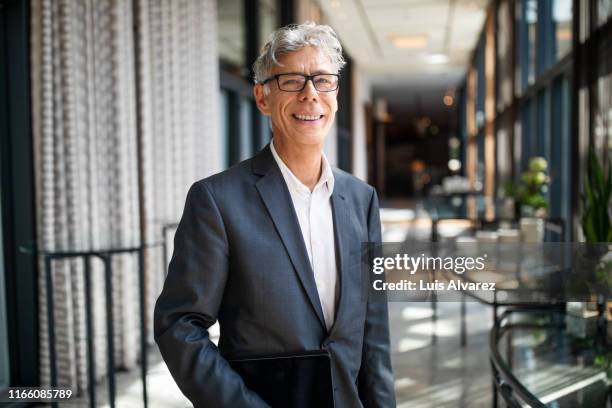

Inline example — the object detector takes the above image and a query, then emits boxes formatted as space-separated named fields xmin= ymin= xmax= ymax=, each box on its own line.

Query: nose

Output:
xmin=298 ymin=79 xmax=319 ymax=101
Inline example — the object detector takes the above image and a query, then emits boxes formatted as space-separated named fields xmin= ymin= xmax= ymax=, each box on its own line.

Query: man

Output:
xmin=154 ymin=22 xmax=395 ymax=408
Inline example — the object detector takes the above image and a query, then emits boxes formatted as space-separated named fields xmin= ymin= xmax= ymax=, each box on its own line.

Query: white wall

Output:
xmin=351 ymin=65 xmax=372 ymax=181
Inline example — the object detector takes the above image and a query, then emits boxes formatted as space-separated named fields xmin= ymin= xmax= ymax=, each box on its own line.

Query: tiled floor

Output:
xmin=381 ymin=202 xmax=494 ymax=407
xmin=80 ymin=204 xmax=496 ymax=407
xmin=97 ymin=353 xmax=191 ymax=408
xmin=390 ymin=301 xmax=493 ymax=408
xmin=87 ymin=301 xmax=494 ymax=407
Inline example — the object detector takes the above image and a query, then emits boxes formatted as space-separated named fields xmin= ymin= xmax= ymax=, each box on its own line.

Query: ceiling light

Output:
xmin=448 ymin=159 xmax=462 ymax=172
xmin=444 ymin=95 xmax=454 ymax=106
xmin=448 ymin=137 xmax=460 ymax=149
xmin=424 ymin=53 xmax=449 ymax=64
xmin=330 ymin=0 xmax=341 ymax=9
xmin=389 ymin=34 xmax=429 ymax=49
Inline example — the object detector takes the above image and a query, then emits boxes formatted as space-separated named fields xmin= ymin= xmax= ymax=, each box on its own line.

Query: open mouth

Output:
xmin=292 ymin=113 xmax=324 ymax=122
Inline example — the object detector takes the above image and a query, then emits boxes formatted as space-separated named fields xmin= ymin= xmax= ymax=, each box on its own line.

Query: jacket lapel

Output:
xmin=253 ymin=146 xmax=327 ymax=332
xmin=328 ymin=177 xmax=350 ymax=337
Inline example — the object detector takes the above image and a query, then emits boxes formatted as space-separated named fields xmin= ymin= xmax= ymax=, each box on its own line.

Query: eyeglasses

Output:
xmin=262 ymin=73 xmax=340 ymax=92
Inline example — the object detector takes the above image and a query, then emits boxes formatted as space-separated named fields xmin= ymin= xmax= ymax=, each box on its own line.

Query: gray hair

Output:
xmin=252 ymin=21 xmax=346 ymax=85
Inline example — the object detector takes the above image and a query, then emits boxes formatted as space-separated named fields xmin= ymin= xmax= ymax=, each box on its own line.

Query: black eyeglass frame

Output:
xmin=261 ymin=73 xmax=340 ymax=92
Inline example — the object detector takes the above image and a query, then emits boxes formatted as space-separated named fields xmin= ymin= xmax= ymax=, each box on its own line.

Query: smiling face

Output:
xmin=254 ymin=46 xmax=339 ymax=150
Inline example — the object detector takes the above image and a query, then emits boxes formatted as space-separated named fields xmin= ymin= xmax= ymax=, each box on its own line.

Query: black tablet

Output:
xmin=228 ymin=349 xmax=334 ymax=408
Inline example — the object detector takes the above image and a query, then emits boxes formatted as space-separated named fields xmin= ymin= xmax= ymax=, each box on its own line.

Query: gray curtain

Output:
xmin=30 ymin=0 xmax=220 ymax=392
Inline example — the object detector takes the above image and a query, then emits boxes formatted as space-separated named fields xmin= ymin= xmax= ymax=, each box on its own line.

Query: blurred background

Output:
xmin=0 ymin=0 xmax=610 ymax=407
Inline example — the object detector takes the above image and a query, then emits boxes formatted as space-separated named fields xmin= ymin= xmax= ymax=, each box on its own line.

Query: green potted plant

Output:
xmin=503 ymin=158 xmax=550 ymax=216
xmin=579 ymin=149 xmax=612 ymax=345
xmin=505 ymin=157 xmax=550 ymax=242
xmin=581 ymin=149 xmax=612 ymax=243
xmin=517 ymin=156 xmax=550 ymax=218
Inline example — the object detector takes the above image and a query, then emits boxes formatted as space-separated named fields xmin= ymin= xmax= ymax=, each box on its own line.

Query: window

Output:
xmin=475 ymin=43 xmax=485 ymax=194
xmin=553 ymin=0 xmax=572 ymax=61
xmin=496 ymin=115 xmax=513 ymax=193
xmin=475 ymin=44 xmax=485 ymax=131
xmin=520 ymin=99 xmax=535 ymax=169
xmin=259 ymin=0 xmax=279 ymax=49
xmin=497 ymin=1 xmax=513 ymax=110
xmin=239 ymin=96 xmax=253 ymax=162
xmin=576 ymin=1 xmax=612 ymax=190
xmin=218 ymin=0 xmax=283 ymax=167
xmin=594 ymin=73 xmax=612 ymax=165
xmin=536 ymin=89 xmax=550 ymax=159
xmin=517 ymin=0 xmax=538 ymax=89
xmin=218 ymin=0 xmax=245 ymax=72
xmin=549 ymin=77 xmax=571 ymax=237
xmin=517 ymin=0 xmax=571 ymax=84
xmin=539 ymin=0 xmax=573 ymax=70
xmin=598 ymin=0 xmax=612 ymax=27
xmin=259 ymin=114 xmax=272 ymax=151
xmin=219 ymin=89 xmax=230 ymax=168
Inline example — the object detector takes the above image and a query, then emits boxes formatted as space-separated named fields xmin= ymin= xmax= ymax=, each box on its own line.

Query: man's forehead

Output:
xmin=272 ymin=47 xmax=334 ymax=74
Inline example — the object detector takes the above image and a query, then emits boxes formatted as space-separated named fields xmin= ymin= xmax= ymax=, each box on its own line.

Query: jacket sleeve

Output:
xmin=154 ymin=181 xmax=269 ymax=408
xmin=357 ymin=188 xmax=397 ymax=407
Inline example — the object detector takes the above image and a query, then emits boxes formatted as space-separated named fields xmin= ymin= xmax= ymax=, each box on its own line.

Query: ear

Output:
xmin=254 ymin=84 xmax=271 ymax=116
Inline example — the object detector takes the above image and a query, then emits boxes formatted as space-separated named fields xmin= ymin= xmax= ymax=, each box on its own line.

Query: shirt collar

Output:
xmin=270 ymin=139 xmax=335 ymax=195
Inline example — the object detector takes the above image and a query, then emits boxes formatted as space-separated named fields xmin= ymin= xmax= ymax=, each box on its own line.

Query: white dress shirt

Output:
xmin=270 ymin=140 xmax=337 ymax=331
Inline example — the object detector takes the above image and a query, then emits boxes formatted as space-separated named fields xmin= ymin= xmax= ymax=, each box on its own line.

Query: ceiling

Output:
xmin=318 ymin=0 xmax=489 ymax=91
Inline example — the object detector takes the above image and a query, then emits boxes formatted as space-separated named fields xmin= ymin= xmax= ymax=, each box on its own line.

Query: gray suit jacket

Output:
xmin=154 ymin=145 xmax=396 ymax=408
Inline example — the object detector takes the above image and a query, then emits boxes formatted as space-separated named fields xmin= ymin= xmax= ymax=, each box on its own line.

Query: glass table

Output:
xmin=432 ymin=241 xmax=611 ymax=341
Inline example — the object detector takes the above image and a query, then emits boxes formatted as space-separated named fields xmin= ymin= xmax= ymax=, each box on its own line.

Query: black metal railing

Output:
xmin=22 ymin=242 xmax=163 ymax=408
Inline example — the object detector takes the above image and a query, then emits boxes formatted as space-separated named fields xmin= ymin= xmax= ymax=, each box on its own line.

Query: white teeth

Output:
xmin=294 ymin=114 xmax=321 ymax=121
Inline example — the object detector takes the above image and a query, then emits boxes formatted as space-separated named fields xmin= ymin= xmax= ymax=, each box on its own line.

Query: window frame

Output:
xmin=0 ymin=0 xmax=40 ymax=389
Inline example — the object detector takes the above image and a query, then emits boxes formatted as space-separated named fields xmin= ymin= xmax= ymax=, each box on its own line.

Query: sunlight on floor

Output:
xmin=397 ymin=337 xmax=431 ymax=353
xmin=401 ymin=306 xmax=434 ymax=320
xmin=406 ymin=319 xmax=459 ymax=337
xmin=100 ymin=359 xmax=190 ymax=408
